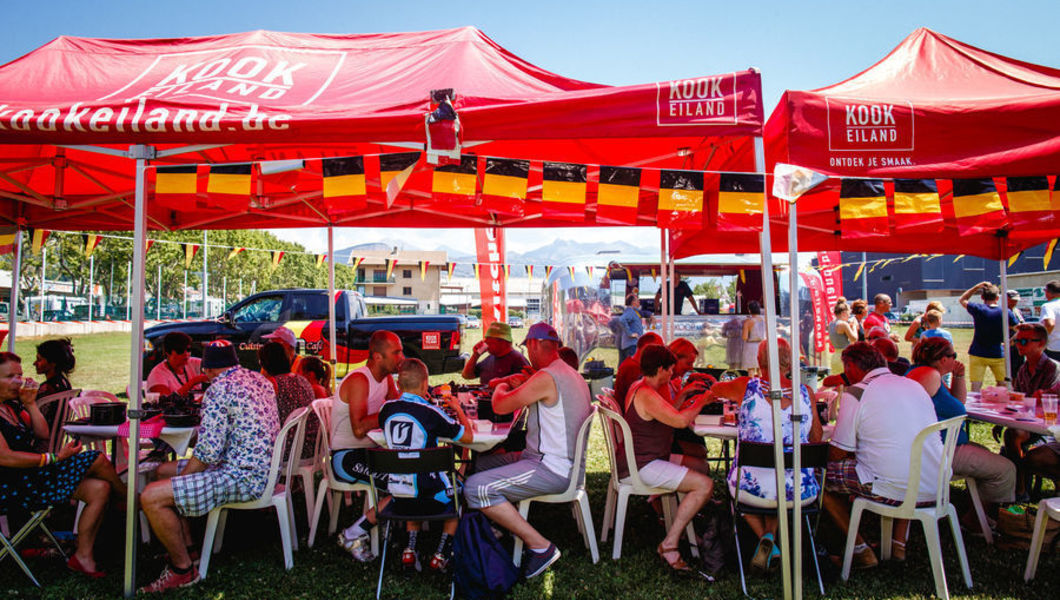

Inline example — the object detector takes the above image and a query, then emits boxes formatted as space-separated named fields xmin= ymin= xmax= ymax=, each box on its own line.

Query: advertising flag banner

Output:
xmin=893 ymin=178 xmax=943 ymax=233
xmin=717 ymin=173 xmax=765 ymax=231
xmin=839 ymin=178 xmax=888 ymax=238
xmin=1005 ymin=176 xmax=1057 ymax=228
xmin=83 ymin=234 xmax=102 ymax=258
xmin=657 ymin=169 xmax=705 ymax=229
xmin=951 ymin=178 xmax=1007 ymax=235
xmin=800 ymin=270 xmax=830 ymax=353
xmin=541 ymin=161 xmax=587 ymax=221
xmin=597 ymin=166 xmax=641 ymax=225
xmin=385 ymin=258 xmax=397 ymax=279
xmin=207 ymin=164 xmax=252 ymax=201
xmin=154 ymin=165 xmax=199 ymax=210
xmin=419 ymin=260 xmax=430 ymax=281
xmin=183 ymin=244 xmax=199 ymax=268
xmin=816 ymin=252 xmax=843 ymax=342
xmin=226 ymin=247 xmax=244 ymax=261
xmin=481 ymin=158 xmax=528 ymax=217
xmin=474 ymin=228 xmax=507 ymax=330
xmin=321 ymin=156 xmax=367 ymax=213
xmin=431 ymin=155 xmax=478 ymax=205
xmin=271 ymin=250 xmax=285 ymax=269
xmin=30 ymin=229 xmax=49 ymax=255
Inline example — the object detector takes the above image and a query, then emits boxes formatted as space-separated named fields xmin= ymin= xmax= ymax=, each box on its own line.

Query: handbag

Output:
xmin=996 ymin=504 xmax=1060 ymax=551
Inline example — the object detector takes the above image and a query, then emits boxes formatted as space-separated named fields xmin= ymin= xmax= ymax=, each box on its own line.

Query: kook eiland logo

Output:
xmin=826 ymin=98 xmax=916 ymax=168
xmin=656 ymin=75 xmax=738 ymax=126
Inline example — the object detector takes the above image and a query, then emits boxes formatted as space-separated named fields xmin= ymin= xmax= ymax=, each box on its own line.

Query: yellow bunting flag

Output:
xmin=541 ymin=161 xmax=588 ymax=221
xmin=657 ymin=169 xmax=705 ymax=229
xmin=597 ymin=166 xmax=641 ymax=225
xmin=526 ymin=265 xmax=534 ymax=283
xmin=893 ymin=179 xmax=943 ymax=233
xmin=30 ymin=229 xmax=49 ymax=255
xmin=839 ymin=178 xmax=888 ymax=238
xmin=1005 ymin=176 xmax=1058 ymax=228
xmin=1008 ymin=252 xmax=1021 ymax=268
xmin=717 ymin=173 xmax=765 ymax=231
xmin=586 ymin=266 xmax=594 ymax=279
xmin=419 ymin=260 xmax=430 ymax=281
xmin=446 ymin=262 xmax=456 ymax=280
xmin=183 ymin=244 xmax=199 ymax=269
xmin=1045 ymin=239 xmax=1058 ymax=270
xmin=154 ymin=165 xmax=199 ymax=210
xmin=853 ymin=262 xmax=865 ymax=282
xmin=83 ymin=234 xmax=102 ymax=258
xmin=739 ymin=269 xmax=746 ymax=284
xmin=385 ymin=258 xmax=397 ymax=280
xmin=206 ymin=164 xmax=252 ymax=200
xmin=321 ymin=156 xmax=367 ymax=213
xmin=226 ymin=247 xmax=244 ymax=261
xmin=503 ymin=264 xmax=511 ymax=281
xmin=145 ymin=239 xmax=155 ymax=254
xmin=473 ymin=264 xmax=481 ymax=280
xmin=651 ymin=268 xmax=657 ymax=281
xmin=953 ymin=255 xmax=965 ymax=263
xmin=481 ymin=157 xmax=529 ymax=217
xmin=951 ymin=178 xmax=1007 ymax=235
xmin=271 ymin=251 xmax=285 ymax=270
xmin=544 ymin=265 xmax=554 ymax=281
xmin=316 ymin=254 xmax=327 ymax=268
xmin=567 ymin=266 xmax=577 ymax=280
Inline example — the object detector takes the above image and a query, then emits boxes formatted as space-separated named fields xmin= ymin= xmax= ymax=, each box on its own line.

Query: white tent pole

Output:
xmin=183 ymin=270 xmax=188 ymax=319
xmin=201 ymin=230 xmax=208 ymax=317
xmin=124 ymin=143 xmax=155 ymax=598
xmin=1000 ymin=248 xmax=1012 ymax=388
xmin=328 ymin=226 xmax=338 ymax=370
xmin=669 ymin=250 xmax=676 ymax=340
xmin=88 ymin=254 xmax=94 ymax=322
xmin=659 ymin=229 xmax=669 ymax=341
xmin=125 ymin=262 xmax=131 ymax=320
xmin=756 ymin=136 xmax=792 ymax=600
xmin=6 ymin=229 xmax=22 ymax=351
xmin=155 ymin=265 xmax=161 ymax=320
xmin=223 ymin=275 xmax=227 ymax=311
xmin=39 ymin=246 xmax=46 ymax=322
xmin=788 ymin=193 xmax=804 ymax=600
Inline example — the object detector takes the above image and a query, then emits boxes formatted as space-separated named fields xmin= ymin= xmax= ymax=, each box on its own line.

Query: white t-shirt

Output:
xmin=146 ymin=357 xmax=202 ymax=395
xmin=1042 ymin=298 xmax=1060 ymax=352
xmin=830 ymin=368 xmax=943 ymax=502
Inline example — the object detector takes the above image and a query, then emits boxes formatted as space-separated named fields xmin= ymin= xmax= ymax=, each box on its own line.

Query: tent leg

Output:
xmin=1000 ymin=252 xmax=1012 ymax=388
xmin=7 ymin=229 xmax=22 ymax=352
xmin=787 ymin=188 xmax=802 ymax=600
xmin=327 ymin=226 xmax=337 ymax=370
xmin=755 ymin=135 xmax=792 ymax=600
xmin=124 ymin=144 xmax=155 ymax=598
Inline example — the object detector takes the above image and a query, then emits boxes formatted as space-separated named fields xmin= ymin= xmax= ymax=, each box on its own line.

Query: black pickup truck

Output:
xmin=143 ymin=289 xmax=465 ymax=376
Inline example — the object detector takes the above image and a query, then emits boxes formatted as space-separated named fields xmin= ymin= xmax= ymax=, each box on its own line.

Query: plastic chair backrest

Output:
xmin=596 ymin=404 xmax=651 ymax=491
xmin=67 ymin=395 xmax=108 ymax=420
xmin=310 ymin=398 xmax=337 ymax=480
xmin=36 ymin=389 xmax=80 ymax=453
xmin=260 ymin=407 xmax=308 ymax=501
xmin=896 ymin=415 xmax=965 ymax=511
xmin=556 ymin=405 xmax=596 ymax=494
xmin=281 ymin=407 xmax=310 ymax=482
xmin=82 ymin=389 xmax=119 ymax=401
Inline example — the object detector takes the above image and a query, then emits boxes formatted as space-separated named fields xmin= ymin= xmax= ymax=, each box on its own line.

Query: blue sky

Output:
xmin=4 ymin=0 xmax=1058 ymax=253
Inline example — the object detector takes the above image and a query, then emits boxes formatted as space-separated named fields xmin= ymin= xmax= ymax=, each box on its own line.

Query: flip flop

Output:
xmin=67 ymin=555 xmax=106 ymax=579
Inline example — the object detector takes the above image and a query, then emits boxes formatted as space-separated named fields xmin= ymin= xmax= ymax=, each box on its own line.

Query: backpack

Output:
xmin=452 ymin=510 xmax=519 ymax=600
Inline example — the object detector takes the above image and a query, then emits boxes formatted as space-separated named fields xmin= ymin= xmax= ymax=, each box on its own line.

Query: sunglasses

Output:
xmin=946 ymin=352 xmax=958 ymax=358
xmin=1014 ymin=338 xmax=1045 ymax=346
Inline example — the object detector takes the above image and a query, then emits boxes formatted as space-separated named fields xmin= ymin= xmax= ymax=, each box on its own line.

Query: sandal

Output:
xmin=751 ymin=535 xmax=775 ymax=572
xmin=657 ymin=543 xmax=691 ymax=575
xmin=67 ymin=555 xmax=106 ymax=578
xmin=890 ymin=540 xmax=906 ymax=562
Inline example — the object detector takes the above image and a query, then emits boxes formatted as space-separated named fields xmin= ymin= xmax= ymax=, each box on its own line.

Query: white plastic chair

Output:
xmin=956 ymin=475 xmax=993 ymax=544
xmin=81 ymin=389 xmax=119 ymax=401
xmin=306 ymin=398 xmax=378 ymax=554
xmin=280 ymin=407 xmax=324 ymax=528
xmin=840 ymin=416 xmax=972 ymax=600
xmin=198 ymin=406 xmax=309 ymax=579
xmin=596 ymin=401 xmax=699 ymax=560
xmin=36 ymin=389 xmax=80 ymax=453
xmin=511 ymin=405 xmax=599 ymax=566
xmin=1024 ymin=496 xmax=1060 ymax=581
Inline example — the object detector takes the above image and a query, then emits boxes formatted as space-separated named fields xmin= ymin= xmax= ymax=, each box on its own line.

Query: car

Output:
xmin=465 ymin=314 xmax=481 ymax=328
xmin=507 ymin=316 xmax=524 ymax=328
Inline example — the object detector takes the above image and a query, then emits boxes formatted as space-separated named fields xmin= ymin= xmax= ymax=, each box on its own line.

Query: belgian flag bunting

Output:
xmin=446 ymin=262 xmax=456 ymax=280
xmin=1005 ymin=176 xmax=1057 ymax=228
xmin=419 ymin=260 xmax=430 ymax=281
xmin=183 ymin=244 xmax=199 ymax=269
xmin=1045 ymin=239 xmax=1058 ymax=270
xmin=226 ymin=247 xmax=244 ymax=261
xmin=525 ymin=264 xmax=534 ymax=283
xmin=717 ymin=173 xmax=765 ymax=232
xmin=544 ymin=265 xmax=554 ymax=281
xmin=154 ymin=165 xmax=199 ymax=210
xmin=0 ymin=230 xmax=16 ymax=256
xmin=567 ymin=266 xmax=577 ymax=280
xmin=951 ymin=178 xmax=1007 ymax=235
xmin=30 ymin=229 xmax=49 ymax=255
xmin=82 ymin=234 xmax=102 ymax=258
xmin=431 ymin=155 xmax=478 ymax=206
xmin=271 ymin=251 xmax=285 ymax=270
xmin=207 ymin=164 xmax=252 ymax=201
xmin=839 ymin=178 xmax=888 ymax=238
xmin=893 ymin=179 xmax=943 ymax=233
xmin=657 ymin=170 xmax=705 ymax=229
xmin=597 ymin=166 xmax=641 ymax=225
xmin=351 ymin=256 xmax=365 ymax=271
xmin=385 ymin=258 xmax=398 ymax=280
xmin=481 ymin=158 xmax=529 ymax=217
xmin=316 ymin=254 xmax=327 ymax=268
xmin=321 ymin=156 xmax=367 ymax=213
xmin=379 ymin=152 xmax=421 ymax=205
xmin=473 ymin=263 xmax=481 ymax=280
xmin=541 ymin=161 xmax=588 ymax=221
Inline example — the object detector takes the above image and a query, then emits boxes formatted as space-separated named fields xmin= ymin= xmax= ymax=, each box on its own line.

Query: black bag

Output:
xmin=697 ymin=501 xmax=737 ymax=575
xmin=452 ymin=511 xmax=519 ymax=600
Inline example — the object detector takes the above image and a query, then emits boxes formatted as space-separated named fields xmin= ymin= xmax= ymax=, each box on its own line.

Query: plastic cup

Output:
xmin=145 ymin=392 xmax=160 ymax=404
xmin=1020 ymin=396 xmax=1037 ymax=418
xmin=1042 ymin=394 xmax=1058 ymax=425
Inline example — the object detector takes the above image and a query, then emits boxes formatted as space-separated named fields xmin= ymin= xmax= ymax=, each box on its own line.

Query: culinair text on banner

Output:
xmin=799 ymin=270 xmax=830 ymax=354
xmin=475 ymin=227 xmax=507 ymax=331
xmin=816 ymin=251 xmax=843 ymax=352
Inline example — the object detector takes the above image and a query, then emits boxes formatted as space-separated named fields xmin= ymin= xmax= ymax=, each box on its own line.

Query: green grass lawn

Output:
xmin=4 ymin=327 xmax=1057 ymax=599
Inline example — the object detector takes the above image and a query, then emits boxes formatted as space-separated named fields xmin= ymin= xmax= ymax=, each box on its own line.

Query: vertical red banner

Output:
xmin=474 ymin=227 xmax=507 ymax=331
xmin=817 ymin=251 xmax=843 ymax=352
xmin=799 ymin=270 xmax=830 ymax=354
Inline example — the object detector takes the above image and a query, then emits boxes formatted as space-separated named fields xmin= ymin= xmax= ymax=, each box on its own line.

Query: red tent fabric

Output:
xmin=0 ymin=27 xmax=763 ymax=231
xmin=673 ymin=28 xmax=1060 ymax=260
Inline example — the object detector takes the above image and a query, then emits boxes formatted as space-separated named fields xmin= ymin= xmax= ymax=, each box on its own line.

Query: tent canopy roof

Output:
xmin=0 ymin=27 xmax=763 ymax=232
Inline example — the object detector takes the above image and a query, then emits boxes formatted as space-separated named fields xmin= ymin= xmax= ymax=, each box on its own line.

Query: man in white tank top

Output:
xmin=464 ymin=323 xmax=592 ymax=579
xmin=333 ymin=331 xmax=403 ymax=561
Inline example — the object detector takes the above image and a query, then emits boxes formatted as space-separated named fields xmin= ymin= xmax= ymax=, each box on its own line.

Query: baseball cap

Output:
xmin=523 ymin=322 xmax=561 ymax=344
xmin=484 ymin=321 xmax=513 ymax=342
xmin=202 ymin=340 xmax=239 ymax=370
xmin=1006 ymin=289 xmax=1020 ymax=299
xmin=263 ymin=326 xmax=297 ymax=348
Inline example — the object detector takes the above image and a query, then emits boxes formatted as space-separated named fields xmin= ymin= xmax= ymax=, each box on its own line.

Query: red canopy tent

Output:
xmin=672 ymin=27 xmax=1060 ymax=260
xmin=0 ymin=27 xmax=779 ymax=596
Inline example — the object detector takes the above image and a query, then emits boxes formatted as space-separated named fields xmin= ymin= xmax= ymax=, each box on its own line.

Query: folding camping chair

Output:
xmin=0 ymin=506 xmax=67 ymax=587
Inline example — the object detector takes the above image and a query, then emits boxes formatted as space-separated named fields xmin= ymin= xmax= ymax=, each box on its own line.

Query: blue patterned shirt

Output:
xmin=193 ymin=366 xmax=279 ymax=491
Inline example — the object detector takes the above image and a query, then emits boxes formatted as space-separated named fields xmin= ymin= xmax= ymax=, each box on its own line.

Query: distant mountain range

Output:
xmin=333 ymin=238 xmax=652 ymax=277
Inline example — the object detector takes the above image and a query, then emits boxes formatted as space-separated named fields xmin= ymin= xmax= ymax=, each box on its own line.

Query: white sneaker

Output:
xmin=338 ymin=532 xmax=375 ymax=562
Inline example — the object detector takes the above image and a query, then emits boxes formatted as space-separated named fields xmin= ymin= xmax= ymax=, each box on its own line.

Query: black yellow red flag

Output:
xmin=951 ymin=178 xmax=1007 ymax=235
xmin=431 ymin=155 xmax=478 ymax=207
xmin=226 ymin=247 xmax=244 ymax=261
xmin=207 ymin=164 xmax=252 ymax=203
xmin=322 ymin=156 xmax=367 ymax=214
xmin=717 ymin=173 xmax=765 ymax=231
xmin=597 ymin=166 xmax=641 ymax=225
xmin=541 ymin=161 xmax=587 ymax=221
xmin=154 ymin=165 xmax=199 ymax=210
xmin=481 ymin=158 xmax=528 ymax=217
xmin=839 ymin=178 xmax=888 ymax=238
xmin=271 ymin=251 xmax=285 ymax=270
xmin=183 ymin=244 xmax=199 ymax=269
xmin=893 ymin=179 xmax=943 ymax=234
xmin=83 ymin=234 xmax=102 ymax=258
xmin=1005 ymin=176 xmax=1057 ymax=229
xmin=657 ymin=170 xmax=704 ymax=229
